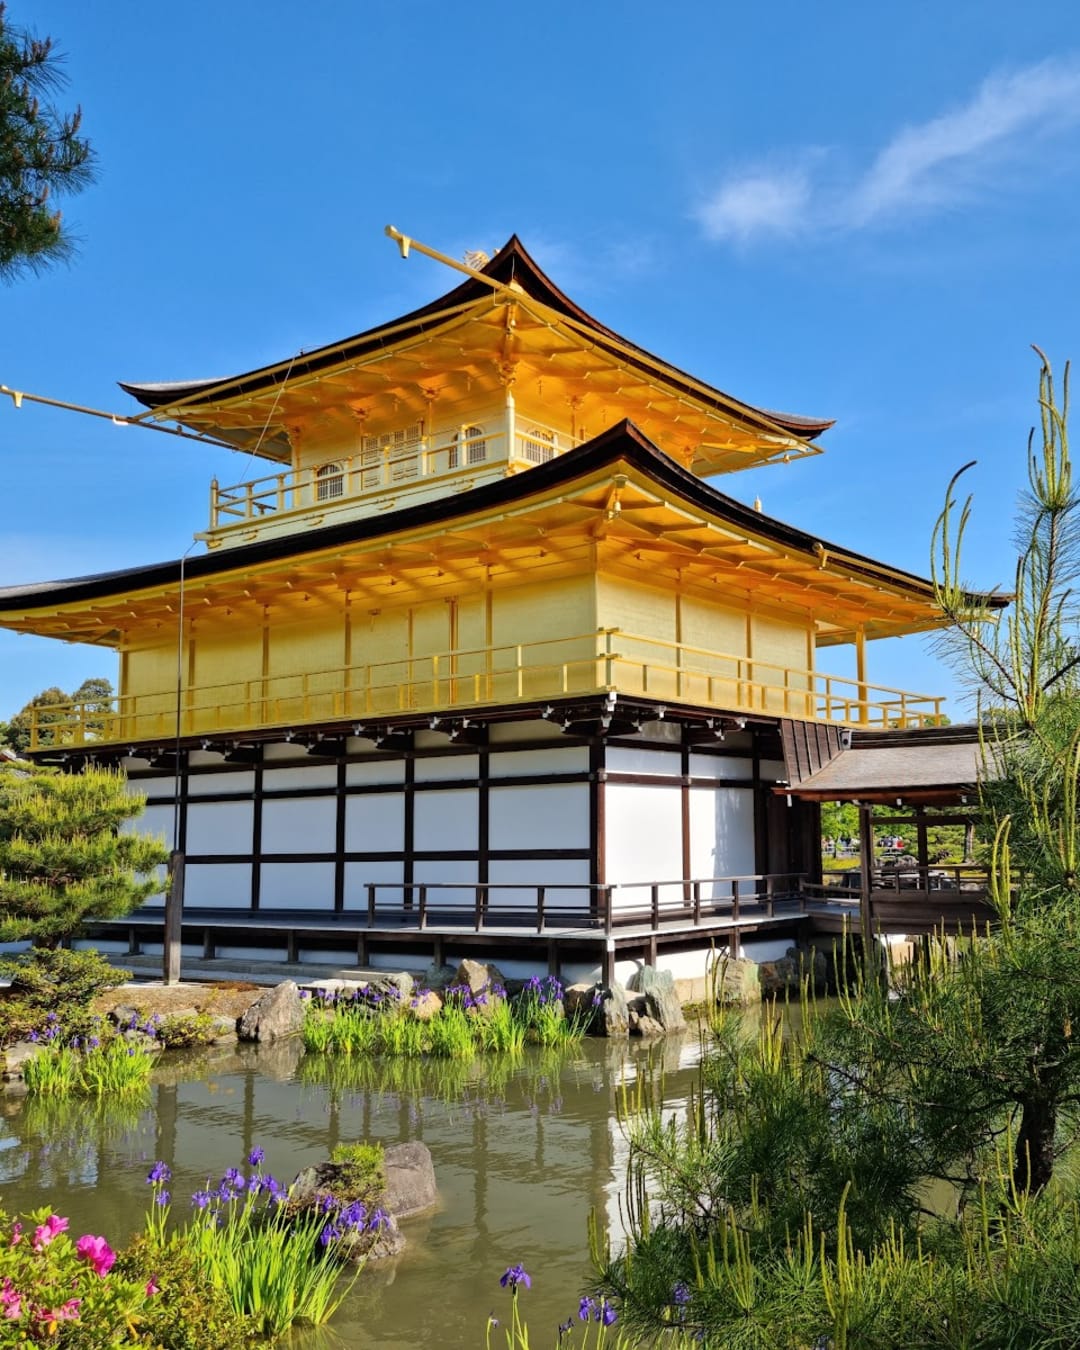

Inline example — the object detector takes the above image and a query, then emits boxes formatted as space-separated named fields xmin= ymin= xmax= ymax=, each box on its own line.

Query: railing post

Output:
xmin=693 ymin=880 xmax=702 ymax=926
xmin=418 ymin=886 xmax=428 ymax=930
xmin=651 ymin=883 xmax=660 ymax=930
xmin=366 ymin=883 xmax=376 ymax=926
xmin=475 ymin=885 xmax=484 ymax=932
xmin=209 ymin=478 xmax=219 ymax=530
xmin=537 ymin=886 xmax=545 ymax=934
xmin=767 ymin=875 xmax=775 ymax=918
xmin=732 ymin=879 xmax=740 ymax=925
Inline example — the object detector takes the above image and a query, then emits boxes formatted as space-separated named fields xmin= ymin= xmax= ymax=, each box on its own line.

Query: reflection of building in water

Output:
xmin=0 ymin=235 xmax=996 ymax=984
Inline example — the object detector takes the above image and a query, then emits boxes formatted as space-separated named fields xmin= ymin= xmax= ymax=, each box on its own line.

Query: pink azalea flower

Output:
xmin=0 ymin=1282 xmax=21 ymax=1320
xmin=75 ymin=1234 xmax=116 ymax=1277
xmin=32 ymin=1214 xmax=69 ymax=1251
xmin=38 ymin=1299 xmax=81 ymax=1323
xmin=145 ymin=1278 xmax=160 ymax=1297
xmin=8 ymin=1223 xmax=20 ymax=1247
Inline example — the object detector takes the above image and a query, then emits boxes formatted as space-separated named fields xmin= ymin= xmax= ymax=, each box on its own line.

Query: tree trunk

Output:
xmin=1012 ymin=1095 xmax=1057 ymax=1195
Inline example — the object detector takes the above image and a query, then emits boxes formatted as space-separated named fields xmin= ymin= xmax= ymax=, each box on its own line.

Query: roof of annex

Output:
xmin=117 ymin=236 xmax=834 ymax=479
xmin=783 ymin=726 xmax=989 ymax=803
xmin=0 ymin=421 xmax=1005 ymax=647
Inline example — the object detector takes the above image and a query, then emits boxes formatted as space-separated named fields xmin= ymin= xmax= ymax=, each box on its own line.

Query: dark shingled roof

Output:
xmin=119 ymin=236 xmax=835 ymax=445
xmin=0 ymin=421 xmax=1000 ymax=620
xmin=786 ymin=725 xmax=990 ymax=800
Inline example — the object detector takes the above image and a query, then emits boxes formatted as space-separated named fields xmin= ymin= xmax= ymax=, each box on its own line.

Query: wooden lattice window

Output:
xmin=449 ymin=425 xmax=486 ymax=469
xmin=315 ymin=462 xmax=344 ymax=501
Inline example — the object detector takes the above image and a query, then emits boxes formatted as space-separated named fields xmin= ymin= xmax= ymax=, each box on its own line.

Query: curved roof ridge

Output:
xmin=119 ymin=235 xmax=833 ymax=442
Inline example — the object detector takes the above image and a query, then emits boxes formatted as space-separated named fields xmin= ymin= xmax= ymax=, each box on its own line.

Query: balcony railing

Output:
xmin=208 ymin=419 xmax=578 ymax=533
xmin=29 ymin=629 xmax=944 ymax=750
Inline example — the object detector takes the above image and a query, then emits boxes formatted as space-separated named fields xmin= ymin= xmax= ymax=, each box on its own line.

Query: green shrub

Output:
xmin=155 ymin=1011 xmax=219 ymax=1049
xmin=114 ymin=1235 xmax=259 ymax=1349
xmin=0 ymin=947 xmax=125 ymax=1048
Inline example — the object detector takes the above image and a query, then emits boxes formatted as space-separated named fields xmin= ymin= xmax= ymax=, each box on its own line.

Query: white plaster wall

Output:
xmin=121 ymin=804 xmax=173 ymax=842
xmin=740 ymin=936 xmax=795 ymax=962
xmin=262 ymin=764 xmax=339 ymax=790
xmin=413 ymin=859 xmax=479 ymax=907
xmin=688 ymin=754 xmax=754 ymax=781
xmin=125 ymin=776 xmax=172 ymax=797
xmin=186 ymin=801 xmax=254 ymax=855
xmin=343 ymin=860 xmax=405 ymax=909
xmin=413 ymin=789 xmax=478 ymax=851
xmin=605 ymin=783 xmax=683 ymax=904
xmin=606 ymin=747 xmax=681 ymax=777
xmin=489 ymin=783 xmax=589 ymax=850
xmin=261 ymin=798 xmax=337 ymax=854
xmin=259 ymin=862 xmax=335 ymax=909
xmin=345 ymin=759 xmax=405 ymax=786
xmin=414 ymin=754 xmax=479 ymax=782
xmin=489 ymin=746 xmax=589 ymax=777
xmin=183 ymin=862 xmax=252 ymax=907
xmin=689 ymin=786 xmax=756 ymax=885
xmin=344 ymin=794 xmax=405 ymax=852
xmin=487 ymin=858 xmax=591 ymax=913
xmin=187 ymin=771 xmax=255 ymax=796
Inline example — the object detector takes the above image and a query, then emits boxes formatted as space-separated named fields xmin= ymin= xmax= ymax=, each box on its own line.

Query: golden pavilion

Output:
xmin=0 ymin=232 xmax=992 ymax=983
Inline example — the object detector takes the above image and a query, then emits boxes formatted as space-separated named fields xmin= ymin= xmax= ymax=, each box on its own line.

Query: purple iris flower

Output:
xmin=500 ymin=1264 xmax=531 ymax=1291
xmin=579 ymin=1296 xmax=595 ymax=1321
xmin=155 ymin=1190 xmax=170 ymax=1206
xmin=247 ymin=1147 xmax=265 ymax=1166
xmin=147 ymin=1161 xmax=172 ymax=1185
xmin=223 ymin=1167 xmax=244 ymax=1188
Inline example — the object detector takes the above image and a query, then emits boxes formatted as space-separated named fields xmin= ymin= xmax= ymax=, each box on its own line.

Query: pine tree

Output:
xmin=0 ymin=763 xmax=168 ymax=945
xmin=0 ymin=3 xmax=94 ymax=281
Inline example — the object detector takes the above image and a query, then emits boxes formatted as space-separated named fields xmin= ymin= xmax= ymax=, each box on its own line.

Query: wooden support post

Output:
xmin=164 ymin=850 xmax=184 ymax=986
xmin=356 ymin=933 xmax=369 ymax=967
xmin=287 ymin=930 xmax=299 ymax=964
xmin=855 ymin=627 xmax=869 ymax=726
xmin=858 ymin=803 xmax=876 ymax=968
xmin=601 ymin=938 xmax=615 ymax=989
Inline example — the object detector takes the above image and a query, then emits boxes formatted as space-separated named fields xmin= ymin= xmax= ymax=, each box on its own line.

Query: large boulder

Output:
xmin=627 ymin=967 xmax=686 ymax=1032
xmin=758 ymin=955 xmax=800 ymax=997
xmin=410 ymin=990 xmax=442 ymax=1021
xmin=2 ymin=1040 xmax=44 ymax=1080
xmin=713 ymin=957 xmax=762 ymax=1005
xmin=565 ymin=982 xmax=630 ymax=1037
xmin=382 ymin=1141 xmax=438 ymax=1219
xmin=452 ymin=959 xmax=506 ymax=998
xmin=290 ymin=1140 xmax=436 ymax=1262
xmin=237 ymin=980 xmax=305 ymax=1042
xmin=423 ymin=962 xmax=458 ymax=991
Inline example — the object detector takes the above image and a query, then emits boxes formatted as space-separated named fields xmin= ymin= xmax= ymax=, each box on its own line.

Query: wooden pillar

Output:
xmin=857 ymin=804 xmax=875 ymax=966
xmin=164 ymin=850 xmax=184 ymax=986
xmin=855 ymin=628 xmax=869 ymax=726
xmin=915 ymin=806 xmax=929 ymax=885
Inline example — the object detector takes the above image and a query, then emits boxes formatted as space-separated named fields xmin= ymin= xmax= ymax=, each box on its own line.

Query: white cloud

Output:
xmin=696 ymin=164 xmax=813 ymax=243
xmin=696 ymin=56 xmax=1080 ymax=245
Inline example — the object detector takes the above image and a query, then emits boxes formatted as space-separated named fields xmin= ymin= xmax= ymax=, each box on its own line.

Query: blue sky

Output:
xmin=3 ymin=0 xmax=1080 ymax=721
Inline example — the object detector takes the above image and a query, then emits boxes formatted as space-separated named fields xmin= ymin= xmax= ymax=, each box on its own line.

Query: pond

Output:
xmin=0 ymin=1033 xmax=707 ymax=1346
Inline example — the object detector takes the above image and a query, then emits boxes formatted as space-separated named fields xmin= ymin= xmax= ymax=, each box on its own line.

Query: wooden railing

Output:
xmin=28 ymin=629 xmax=944 ymax=749
xmin=208 ymin=418 xmax=578 ymax=532
xmin=358 ymin=876 xmax=810 ymax=935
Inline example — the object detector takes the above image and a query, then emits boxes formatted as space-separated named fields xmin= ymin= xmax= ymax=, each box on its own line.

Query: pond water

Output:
xmin=0 ymin=1034 xmax=707 ymax=1347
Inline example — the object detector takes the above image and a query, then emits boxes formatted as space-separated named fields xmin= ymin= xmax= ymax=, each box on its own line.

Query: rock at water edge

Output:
xmin=237 ymin=980 xmax=306 ymax=1043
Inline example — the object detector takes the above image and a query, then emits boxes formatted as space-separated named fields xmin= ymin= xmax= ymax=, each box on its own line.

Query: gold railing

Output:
xmin=28 ymin=629 xmax=945 ymax=749
xmin=208 ymin=419 xmax=577 ymax=532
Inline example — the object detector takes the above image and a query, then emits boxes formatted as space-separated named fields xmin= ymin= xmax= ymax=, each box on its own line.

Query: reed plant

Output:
xmin=145 ymin=1150 xmax=380 ymax=1339
xmin=426 ymin=1003 xmax=479 ymax=1058
xmin=23 ymin=1035 xmax=154 ymax=1097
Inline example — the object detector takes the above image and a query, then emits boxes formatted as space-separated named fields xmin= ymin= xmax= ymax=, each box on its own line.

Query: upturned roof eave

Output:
xmin=118 ymin=235 xmax=834 ymax=445
xmin=0 ymin=419 xmax=1006 ymax=621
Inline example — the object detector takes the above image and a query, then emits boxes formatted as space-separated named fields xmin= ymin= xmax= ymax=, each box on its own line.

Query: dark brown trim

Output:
xmin=333 ymin=759 xmax=347 ymax=914
xmin=250 ymin=756 xmax=263 ymax=911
